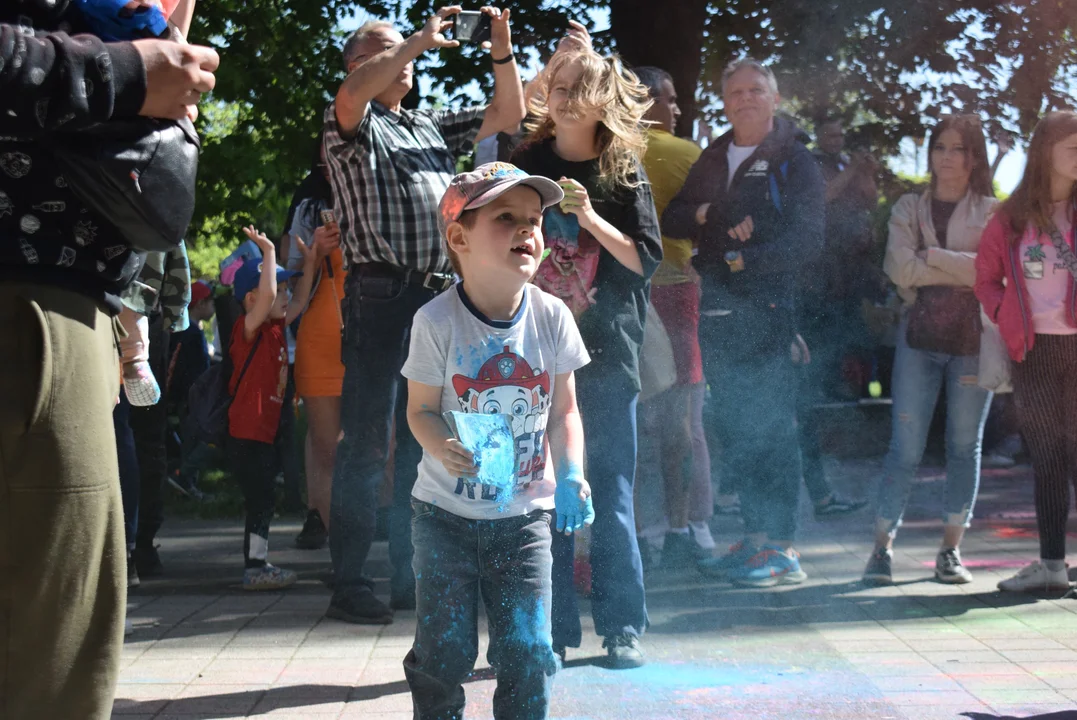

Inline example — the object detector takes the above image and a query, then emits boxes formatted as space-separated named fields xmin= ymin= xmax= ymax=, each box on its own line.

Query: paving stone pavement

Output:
xmin=116 ymin=460 xmax=1077 ymax=719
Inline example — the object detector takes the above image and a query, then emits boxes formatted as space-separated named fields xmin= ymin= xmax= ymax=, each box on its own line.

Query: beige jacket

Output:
xmin=883 ymin=190 xmax=998 ymax=305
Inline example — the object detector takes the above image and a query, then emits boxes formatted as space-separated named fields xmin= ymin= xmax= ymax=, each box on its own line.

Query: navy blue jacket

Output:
xmin=662 ymin=116 xmax=825 ymax=315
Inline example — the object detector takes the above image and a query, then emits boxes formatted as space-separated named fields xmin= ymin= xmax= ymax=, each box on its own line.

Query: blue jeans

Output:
xmin=698 ymin=307 xmax=802 ymax=541
xmin=404 ymin=502 xmax=555 ymax=720
xmin=876 ymin=319 xmax=992 ymax=536
xmin=551 ymin=366 xmax=647 ymax=647
xmin=114 ymin=393 xmax=139 ymax=549
xmin=330 ymin=271 xmax=442 ymax=604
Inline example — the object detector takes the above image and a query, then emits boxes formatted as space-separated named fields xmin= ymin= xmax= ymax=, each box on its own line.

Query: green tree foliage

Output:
xmin=185 ymin=0 xmax=352 ymax=274
xmin=702 ymin=1 xmax=1077 ymax=153
xmin=360 ymin=1 xmax=1076 ymax=149
xmin=187 ymin=1 xmax=1075 ymax=274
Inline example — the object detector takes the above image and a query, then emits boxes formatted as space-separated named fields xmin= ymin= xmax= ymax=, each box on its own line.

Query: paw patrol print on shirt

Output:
xmin=451 ymin=346 xmax=551 ymax=502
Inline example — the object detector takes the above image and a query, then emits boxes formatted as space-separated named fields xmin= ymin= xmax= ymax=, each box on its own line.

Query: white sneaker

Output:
xmin=688 ymin=521 xmax=716 ymax=551
xmin=998 ymin=561 xmax=1071 ymax=593
xmin=243 ymin=564 xmax=298 ymax=591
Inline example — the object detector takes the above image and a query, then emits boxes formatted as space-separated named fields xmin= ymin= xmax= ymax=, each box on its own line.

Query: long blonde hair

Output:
xmin=524 ymin=50 xmax=652 ymax=190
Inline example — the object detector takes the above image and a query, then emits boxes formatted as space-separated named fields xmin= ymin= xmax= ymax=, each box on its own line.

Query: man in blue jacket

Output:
xmin=663 ymin=57 xmax=825 ymax=588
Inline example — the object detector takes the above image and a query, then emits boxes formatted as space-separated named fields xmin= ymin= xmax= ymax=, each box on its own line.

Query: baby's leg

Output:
xmin=403 ymin=503 xmax=481 ymax=719
xmin=117 ymin=306 xmax=150 ymax=365
xmin=482 ymin=511 xmax=556 ymax=720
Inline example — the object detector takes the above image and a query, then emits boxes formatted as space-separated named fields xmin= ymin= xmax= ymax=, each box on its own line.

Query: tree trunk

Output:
xmin=609 ymin=0 xmax=710 ymax=138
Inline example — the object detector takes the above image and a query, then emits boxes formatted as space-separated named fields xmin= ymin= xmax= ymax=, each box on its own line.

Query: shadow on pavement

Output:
xmin=643 ymin=577 xmax=1042 ymax=634
xmin=964 ymin=712 xmax=1077 ymax=720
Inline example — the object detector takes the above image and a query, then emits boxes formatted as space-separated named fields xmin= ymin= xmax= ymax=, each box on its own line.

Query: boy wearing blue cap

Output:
xmin=401 ymin=163 xmax=594 ymax=719
xmin=229 ymin=226 xmax=315 ymax=589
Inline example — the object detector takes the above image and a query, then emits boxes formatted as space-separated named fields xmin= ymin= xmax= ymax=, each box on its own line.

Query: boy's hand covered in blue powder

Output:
xmin=554 ymin=475 xmax=594 ymax=534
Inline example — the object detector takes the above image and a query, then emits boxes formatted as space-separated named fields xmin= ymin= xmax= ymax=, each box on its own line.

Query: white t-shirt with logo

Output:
xmin=727 ymin=143 xmax=759 ymax=188
xmin=401 ymin=283 xmax=590 ymax=520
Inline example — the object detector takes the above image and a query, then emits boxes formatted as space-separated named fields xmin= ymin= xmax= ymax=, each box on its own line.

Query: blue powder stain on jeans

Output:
xmin=511 ymin=597 xmax=552 ymax=650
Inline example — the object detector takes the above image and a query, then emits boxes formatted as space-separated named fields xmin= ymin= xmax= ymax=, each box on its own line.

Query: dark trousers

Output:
xmin=698 ymin=308 xmax=802 ymax=541
xmin=404 ymin=502 xmax=555 ymax=720
xmin=276 ymin=365 xmax=303 ymax=511
xmin=228 ymin=437 xmax=279 ymax=568
xmin=331 ymin=271 xmax=442 ymax=602
xmin=1013 ymin=334 xmax=1077 ymax=561
xmin=797 ymin=366 xmax=833 ymax=505
xmin=131 ymin=315 xmax=169 ymax=549
xmin=551 ymin=366 xmax=647 ymax=647
xmin=114 ymin=393 xmax=140 ymax=548
xmin=0 ymin=283 xmax=125 ymax=719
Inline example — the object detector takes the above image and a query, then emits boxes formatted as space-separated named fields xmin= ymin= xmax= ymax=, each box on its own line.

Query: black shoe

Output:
xmin=127 ymin=551 xmax=140 ymax=589
xmin=713 ymin=501 xmax=742 ymax=517
xmin=553 ymin=644 xmax=567 ymax=665
xmin=132 ymin=545 xmax=163 ymax=578
xmin=662 ymin=531 xmax=706 ymax=570
xmin=295 ymin=509 xmax=328 ymax=550
xmin=935 ymin=547 xmax=973 ymax=584
xmin=326 ymin=588 xmax=393 ymax=625
xmin=813 ymin=494 xmax=869 ymax=519
xmin=603 ymin=633 xmax=645 ymax=669
xmin=862 ymin=547 xmax=893 ymax=586
xmin=638 ymin=537 xmax=658 ymax=573
xmin=390 ymin=586 xmax=417 ymax=611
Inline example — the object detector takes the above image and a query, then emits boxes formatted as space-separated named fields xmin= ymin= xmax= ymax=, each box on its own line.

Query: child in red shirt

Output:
xmin=229 ymin=225 xmax=316 ymax=589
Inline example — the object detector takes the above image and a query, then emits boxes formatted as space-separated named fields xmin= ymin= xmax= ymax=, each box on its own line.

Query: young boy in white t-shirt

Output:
xmin=401 ymin=163 xmax=593 ymax=720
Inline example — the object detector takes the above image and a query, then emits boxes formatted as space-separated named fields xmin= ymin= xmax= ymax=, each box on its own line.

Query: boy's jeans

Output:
xmin=404 ymin=501 xmax=556 ymax=720
xmin=876 ymin=319 xmax=992 ymax=536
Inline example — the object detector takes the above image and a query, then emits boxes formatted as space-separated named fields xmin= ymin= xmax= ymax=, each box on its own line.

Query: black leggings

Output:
xmin=228 ymin=437 xmax=279 ymax=568
xmin=1013 ymin=334 xmax=1077 ymax=561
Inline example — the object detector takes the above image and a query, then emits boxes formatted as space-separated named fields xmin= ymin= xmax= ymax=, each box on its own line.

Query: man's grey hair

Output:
xmin=342 ymin=20 xmax=395 ymax=69
xmin=633 ymin=66 xmax=674 ymax=100
xmin=720 ymin=57 xmax=779 ymax=95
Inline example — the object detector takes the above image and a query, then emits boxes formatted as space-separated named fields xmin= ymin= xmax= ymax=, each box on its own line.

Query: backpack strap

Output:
xmin=769 ymin=160 xmax=790 ymax=215
xmin=230 ymin=333 xmax=264 ymax=397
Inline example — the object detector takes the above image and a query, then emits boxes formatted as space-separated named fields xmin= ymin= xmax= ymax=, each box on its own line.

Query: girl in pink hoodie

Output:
xmin=975 ymin=110 xmax=1077 ymax=594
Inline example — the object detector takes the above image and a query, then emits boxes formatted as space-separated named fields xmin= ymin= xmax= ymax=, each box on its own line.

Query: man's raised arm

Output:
xmin=475 ymin=7 xmax=525 ymax=143
xmin=334 ymin=8 xmax=461 ymax=137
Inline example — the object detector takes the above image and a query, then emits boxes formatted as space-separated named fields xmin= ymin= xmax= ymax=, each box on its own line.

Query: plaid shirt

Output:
xmin=323 ymin=100 xmax=485 ymax=274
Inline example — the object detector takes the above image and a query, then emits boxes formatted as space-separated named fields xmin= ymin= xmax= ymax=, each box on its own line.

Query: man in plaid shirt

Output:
xmin=323 ymin=5 xmax=525 ymax=625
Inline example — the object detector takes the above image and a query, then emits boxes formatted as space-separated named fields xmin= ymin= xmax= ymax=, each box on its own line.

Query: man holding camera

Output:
xmin=323 ymin=5 xmax=525 ymax=625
